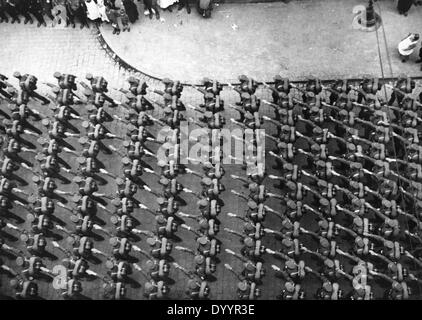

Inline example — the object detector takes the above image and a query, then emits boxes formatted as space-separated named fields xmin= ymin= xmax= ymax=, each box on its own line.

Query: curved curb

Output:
xmin=94 ymin=25 xmax=422 ymax=87
xmin=93 ymin=25 xmax=162 ymax=84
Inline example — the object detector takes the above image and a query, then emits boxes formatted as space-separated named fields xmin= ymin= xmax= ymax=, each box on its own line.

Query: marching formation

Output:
xmin=0 ymin=70 xmax=422 ymax=299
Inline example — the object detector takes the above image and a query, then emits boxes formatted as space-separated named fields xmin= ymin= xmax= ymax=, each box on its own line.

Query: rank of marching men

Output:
xmin=0 ymin=71 xmax=55 ymax=299
xmin=161 ymin=77 xmax=228 ymax=299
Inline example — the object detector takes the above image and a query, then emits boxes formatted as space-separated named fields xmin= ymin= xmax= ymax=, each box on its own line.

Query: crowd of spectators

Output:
xmin=0 ymin=0 xmax=214 ymax=35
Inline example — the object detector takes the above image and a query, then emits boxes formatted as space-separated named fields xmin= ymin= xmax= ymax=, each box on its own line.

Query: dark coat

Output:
xmin=74 ymin=0 xmax=87 ymax=19
xmin=397 ymin=0 xmax=413 ymax=12
xmin=41 ymin=0 xmax=54 ymax=11
xmin=14 ymin=0 xmax=30 ymax=12
xmin=106 ymin=8 xmax=118 ymax=24
xmin=122 ymin=0 xmax=138 ymax=23
xmin=143 ymin=0 xmax=157 ymax=8
xmin=28 ymin=0 xmax=43 ymax=12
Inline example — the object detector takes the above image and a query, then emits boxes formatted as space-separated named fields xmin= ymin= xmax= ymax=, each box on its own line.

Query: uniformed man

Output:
xmin=14 ymin=72 xmax=50 ymax=104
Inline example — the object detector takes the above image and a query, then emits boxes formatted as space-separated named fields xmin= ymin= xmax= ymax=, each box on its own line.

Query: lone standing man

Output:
xmin=398 ymin=33 xmax=419 ymax=63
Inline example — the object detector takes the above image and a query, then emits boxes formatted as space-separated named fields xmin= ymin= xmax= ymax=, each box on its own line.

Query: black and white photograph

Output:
xmin=0 ymin=0 xmax=422 ymax=306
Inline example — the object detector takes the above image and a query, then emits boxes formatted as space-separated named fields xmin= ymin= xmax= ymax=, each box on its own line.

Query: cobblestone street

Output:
xmin=0 ymin=23 xmax=139 ymax=92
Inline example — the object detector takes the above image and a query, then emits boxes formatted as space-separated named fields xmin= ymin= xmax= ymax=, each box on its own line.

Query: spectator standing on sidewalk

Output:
xmin=66 ymin=0 xmax=84 ymax=28
xmin=4 ymin=0 xmax=21 ymax=23
xmin=85 ymin=0 xmax=100 ymax=22
xmin=416 ymin=44 xmax=422 ymax=70
xmin=72 ymin=0 xmax=89 ymax=28
xmin=106 ymin=0 xmax=117 ymax=9
xmin=197 ymin=0 xmax=212 ymax=18
xmin=122 ymin=0 xmax=138 ymax=23
xmin=28 ymin=0 xmax=47 ymax=27
xmin=105 ymin=6 xmax=120 ymax=34
xmin=119 ymin=7 xmax=130 ymax=31
xmin=41 ymin=0 xmax=55 ymax=21
xmin=142 ymin=0 xmax=159 ymax=19
xmin=398 ymin=33 xmax=419 ymax=62
xmin=51 ymin=0 xmax=67 ymax=25
xmin=178 ymin=0 xmax=190 ymax=14
xmin=0 ymin=0 xmax=9 ymax=23
xmin=97 ymin=0 xmax=110 ymax=22
xmin=157 ymin=0 xmax=178 ymax=12
xmin=15 ymin=0 xmax=34 ymax=24
xmin=66 ymin=0 xmax=77 ymax=27
xmin=397 ymin=0 xmax=413 ymax=16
